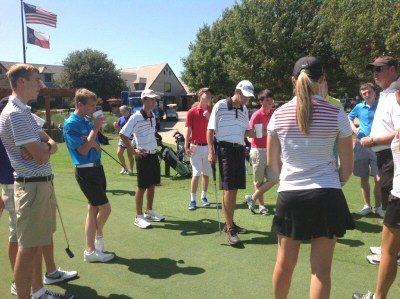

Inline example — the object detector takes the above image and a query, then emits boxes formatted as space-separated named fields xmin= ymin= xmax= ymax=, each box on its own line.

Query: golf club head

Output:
xmin=65 ymin=247 xmax=74 ymax=258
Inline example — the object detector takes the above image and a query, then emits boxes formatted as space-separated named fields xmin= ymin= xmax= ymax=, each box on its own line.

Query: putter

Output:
xmin=212 ymin=162 xmax=222 ymax=236
xmin=56 ymin=202 xmax=74 ymax=258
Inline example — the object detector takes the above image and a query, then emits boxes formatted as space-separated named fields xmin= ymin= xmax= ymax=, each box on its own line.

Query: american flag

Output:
xmin=23 ymin=2 xmax=57 ymax=28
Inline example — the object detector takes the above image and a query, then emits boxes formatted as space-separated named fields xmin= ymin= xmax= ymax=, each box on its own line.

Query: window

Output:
xmin=133 ymin=83 xmax=146 ymax=90
xmin=164 ymin=82 xmax=171 ymax=93
xmin=44 ymin=73 xmax=52 ymax=82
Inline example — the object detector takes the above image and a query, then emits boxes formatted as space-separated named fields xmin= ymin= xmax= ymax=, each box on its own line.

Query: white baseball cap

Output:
xmin=141 ymin=89 xmax=160 ymax=99
xmin=236 ymin=80 xmax=254 ymax=97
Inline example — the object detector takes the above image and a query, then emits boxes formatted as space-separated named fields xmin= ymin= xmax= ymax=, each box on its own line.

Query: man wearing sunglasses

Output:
xmin=361 ymin=56 xmax=398 ymax=213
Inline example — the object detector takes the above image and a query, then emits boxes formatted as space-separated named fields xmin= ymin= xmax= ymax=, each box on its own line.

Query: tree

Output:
xmin=59 ymin=49 xmax=127 ymax=100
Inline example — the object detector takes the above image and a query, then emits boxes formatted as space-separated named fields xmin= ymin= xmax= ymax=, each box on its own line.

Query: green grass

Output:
xmin=0 ymin=136 xmax=399 ymax=298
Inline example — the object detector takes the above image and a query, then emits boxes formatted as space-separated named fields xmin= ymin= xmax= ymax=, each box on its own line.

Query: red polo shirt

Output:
xmin=185 ymin=104 xmax=212 ymax=144
xmin=249 ymin=107 xmax=276 ymax=148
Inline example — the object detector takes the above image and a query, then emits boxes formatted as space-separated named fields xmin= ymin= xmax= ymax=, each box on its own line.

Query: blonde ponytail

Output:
xmin=295 ymin=70 xmax=317 ymax=134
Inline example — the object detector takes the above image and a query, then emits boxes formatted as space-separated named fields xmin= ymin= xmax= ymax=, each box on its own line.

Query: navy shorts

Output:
xmin=136 ymin=153 xmax=160 ymax=189
xmin=75 ymin=165 xmax=109 ymax=206
xmin=217 ymin=143 xmax=246 ymax=190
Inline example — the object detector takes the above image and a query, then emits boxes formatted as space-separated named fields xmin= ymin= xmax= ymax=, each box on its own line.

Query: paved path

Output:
xmin=158 ymin=111 xmax=187 ymax=145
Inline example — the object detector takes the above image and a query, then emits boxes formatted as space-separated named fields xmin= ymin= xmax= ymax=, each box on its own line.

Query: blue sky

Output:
xmin=1 ymin=0 xmax=238 ymax=79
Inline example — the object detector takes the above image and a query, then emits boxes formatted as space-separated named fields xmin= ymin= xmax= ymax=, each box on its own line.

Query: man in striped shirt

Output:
xmin=120 ymin=89 xmax=165 ymax=229
xmin=0 ymin=64 xmax=72 ymax=299
xmin=207 ymin=80 xmax=256 ymax=245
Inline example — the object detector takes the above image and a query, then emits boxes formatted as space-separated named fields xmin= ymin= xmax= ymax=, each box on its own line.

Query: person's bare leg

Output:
xmin=202 ymin=175 xmax=209 ymax=194
xmin=95 ymin=202 xmax=111 ymax=237
xmin=42 ymin=238 xmax=56 ymax=273
xmin=146 ymin=186 xmax=155 ymax=212
xmin=31 ymin=247 xmax=44 ymax=293
xmin=9 ymin=241 xmax=18 ymax=271
xmin=375 ymin=225 xmax=400 ymax=299
xmin=374 ymin=175 xmax=382 ymax=208
xmin=309 ymin=237 xmax=336 ymax=299
xmin=127 ymin=150 xmax=135 ymax=172
xmin=223 ymin=190 xmax=237 ymax=228
xmin=360 ymin=176 xmax=371 ymax=207
xmin=14 ymin=247 xmax=36 ymax=299
xmin=117 ymin=147 xmax=127 ymax=170
xmin=136 ymin=187 xmax=145 ymax=216
xmin=191 ymin=175 xmax=200 ymax=194
xmin=273 ymin=235 xmax=301 ymax=299
xmin=85 ymin=204 xmax=99 ymax=252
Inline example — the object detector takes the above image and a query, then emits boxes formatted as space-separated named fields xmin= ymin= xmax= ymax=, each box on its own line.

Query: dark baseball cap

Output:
xmin=366 ymin=56 xmax=398 ymax=71
xmin=198 ymin=87 xmax=214 ymax=96
xmin=292 ymin=56 xmax=324 ymax=80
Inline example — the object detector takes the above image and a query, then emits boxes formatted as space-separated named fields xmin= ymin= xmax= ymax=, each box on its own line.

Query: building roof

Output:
xmin=0 ymin=61 xmax=64 ymax=88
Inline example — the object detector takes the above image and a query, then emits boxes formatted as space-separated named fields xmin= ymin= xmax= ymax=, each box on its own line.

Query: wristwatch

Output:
xmin=370 ymin=138 xmax=376 ymax=146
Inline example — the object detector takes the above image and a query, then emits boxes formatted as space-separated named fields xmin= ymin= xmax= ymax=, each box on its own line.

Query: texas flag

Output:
xmin=27 ymin=26 xmax=50 ymax=49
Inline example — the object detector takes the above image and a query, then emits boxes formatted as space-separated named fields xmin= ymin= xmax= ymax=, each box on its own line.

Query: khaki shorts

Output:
xmin=250 ymin=148 xmax=279 ymax=187
xmin=1 ymin=184 xmax=18 ymax=242
xmin=190 ymin=145 xmax=212 ymax=177
xmin=14 ymin=180 xmax=57 ymax=248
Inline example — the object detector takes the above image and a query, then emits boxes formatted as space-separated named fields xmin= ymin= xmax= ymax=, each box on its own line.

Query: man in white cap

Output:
xmin=207 ymin=80 xmax=256 ymax=245
xmin=120 ymin=89 xmax=165 ymax=229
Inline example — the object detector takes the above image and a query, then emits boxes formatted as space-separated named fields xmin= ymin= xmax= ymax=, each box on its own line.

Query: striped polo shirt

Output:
xmin=267 ymin=95 xmax=352 ymax=191
xmin=0 ymin=96 xmax=52 ymax=177
xmin=208 ymin=98 xmax=250 ymax=145
xmin=120 ymin=109 xmax=157 ymax=152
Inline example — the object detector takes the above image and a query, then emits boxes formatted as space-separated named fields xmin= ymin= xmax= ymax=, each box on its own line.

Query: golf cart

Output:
xmin=165 ymin=104 xmax=178 ymax=121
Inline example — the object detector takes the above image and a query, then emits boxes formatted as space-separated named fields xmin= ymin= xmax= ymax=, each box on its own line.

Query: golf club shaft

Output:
xmin=212 ymin=162 xmax=222 ymax=233
xmin=55 ymin=201 xmax=70 ymax=247
xmin=101 ymin=147 xmax=125 ymax=168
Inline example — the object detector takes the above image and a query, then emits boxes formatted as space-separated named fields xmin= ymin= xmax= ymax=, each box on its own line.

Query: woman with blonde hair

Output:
xmin=114 ymin=105 xmax=134 ymax=175
xmin=267 ymin=56 xmax=355 ymax=299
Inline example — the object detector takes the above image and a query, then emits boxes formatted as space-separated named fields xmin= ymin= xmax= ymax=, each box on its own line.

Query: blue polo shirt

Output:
xmin=0 ymin=138 xmax=14 ymax=184
xmin=63 ymin=113 xmax=101 ymax=165
xmin=348 ymin=99 xmax=379 ymax=139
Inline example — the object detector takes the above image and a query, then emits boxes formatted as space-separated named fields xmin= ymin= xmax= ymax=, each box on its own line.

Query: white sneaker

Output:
xmin=245 ymin=195 xmax=256 ymax=214
xmin=375 ymin=207 xmax=385 ymax=218
xmin=84 ymin=250 xmax=114 ymax=263
xmin=11 ymin=281 xmax=17 ymax=295
xmin=259 ymin=206 xmax=269 ymax=215
xmin=43 ymin=267 xmax=78 ymax=284
xmin=95 ymin=236 xmax=104 ymax=252
xmin=134 ymin=216 xmax=152 ymax=228
xmin=357 ymin=205 xmax=372 ymax=216
xmin=144 ymin=210 xmax=165 ymax=222
xmin=366 ymin=254 xmax=381 ymax=265
xmin=370 ymin=246 xmax=381 ymax=255
xmin=120 ymin=168 xmax=127 ymax=174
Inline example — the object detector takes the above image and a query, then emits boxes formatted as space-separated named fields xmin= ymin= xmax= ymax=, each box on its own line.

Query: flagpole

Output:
xmin=21 ymin=0 xmax=26 ymax=63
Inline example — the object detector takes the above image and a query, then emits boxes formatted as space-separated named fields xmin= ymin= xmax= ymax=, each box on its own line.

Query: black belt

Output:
xmin=193 ymin=143 xmax=208 ymax=146
xmin=15 ymin=175 xmax=53 ymax=183
xmin=218 ymin=141 xmax=244 ymax=148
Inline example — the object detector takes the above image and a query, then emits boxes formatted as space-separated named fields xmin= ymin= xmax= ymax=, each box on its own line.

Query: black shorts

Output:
xmin=376 ymin=149 xmax=394 ymax=209
xmin=136 ymin=153 xmax=160 ymax=189
xmin=75 ymin=165 xmax=109 ymax=206
xmin=271 ymin=188 xmax=355 ymax=240
xmin=383 ymin=194 xmax=400 ymax=229
xmin=217 ymin=143 xmax=246 ymax=190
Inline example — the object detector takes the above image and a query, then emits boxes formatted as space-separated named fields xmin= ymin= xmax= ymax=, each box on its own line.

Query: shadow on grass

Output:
xmin=62 ymin=283 xmax=133 ymax=299
xmin=106 ymin=189 xmax=135 ymax=196
xmin=112 ymin=256 xmax=205 ymax=279
xmin=337 ymin=238 xmax=365 ymax=247
xmin=352 ymin=216 xmax=383 ymax=234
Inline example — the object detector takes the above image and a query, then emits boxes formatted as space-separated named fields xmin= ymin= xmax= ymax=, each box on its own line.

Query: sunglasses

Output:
xmin=372 ymin=66 xmax=387 ymax=73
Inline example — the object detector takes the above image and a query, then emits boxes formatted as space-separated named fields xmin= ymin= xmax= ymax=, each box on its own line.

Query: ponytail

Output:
xmin=295 ymin=70 xmax=317 ymax=134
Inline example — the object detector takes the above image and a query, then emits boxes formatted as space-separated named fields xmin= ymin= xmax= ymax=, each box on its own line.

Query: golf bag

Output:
xmin=173 ymin=131 xmax=186 ymax=162
xmin=155 ymin=133 xmax=192 ymax=177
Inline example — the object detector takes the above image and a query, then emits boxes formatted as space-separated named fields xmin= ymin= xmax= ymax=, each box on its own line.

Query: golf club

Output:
xmin=55 ymin=202 xmax=74 ymax=258
xmin=211 ymin=162 xmax=222 ymax=236
xmin=101 ymin=146 xmax=125 ymax=168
